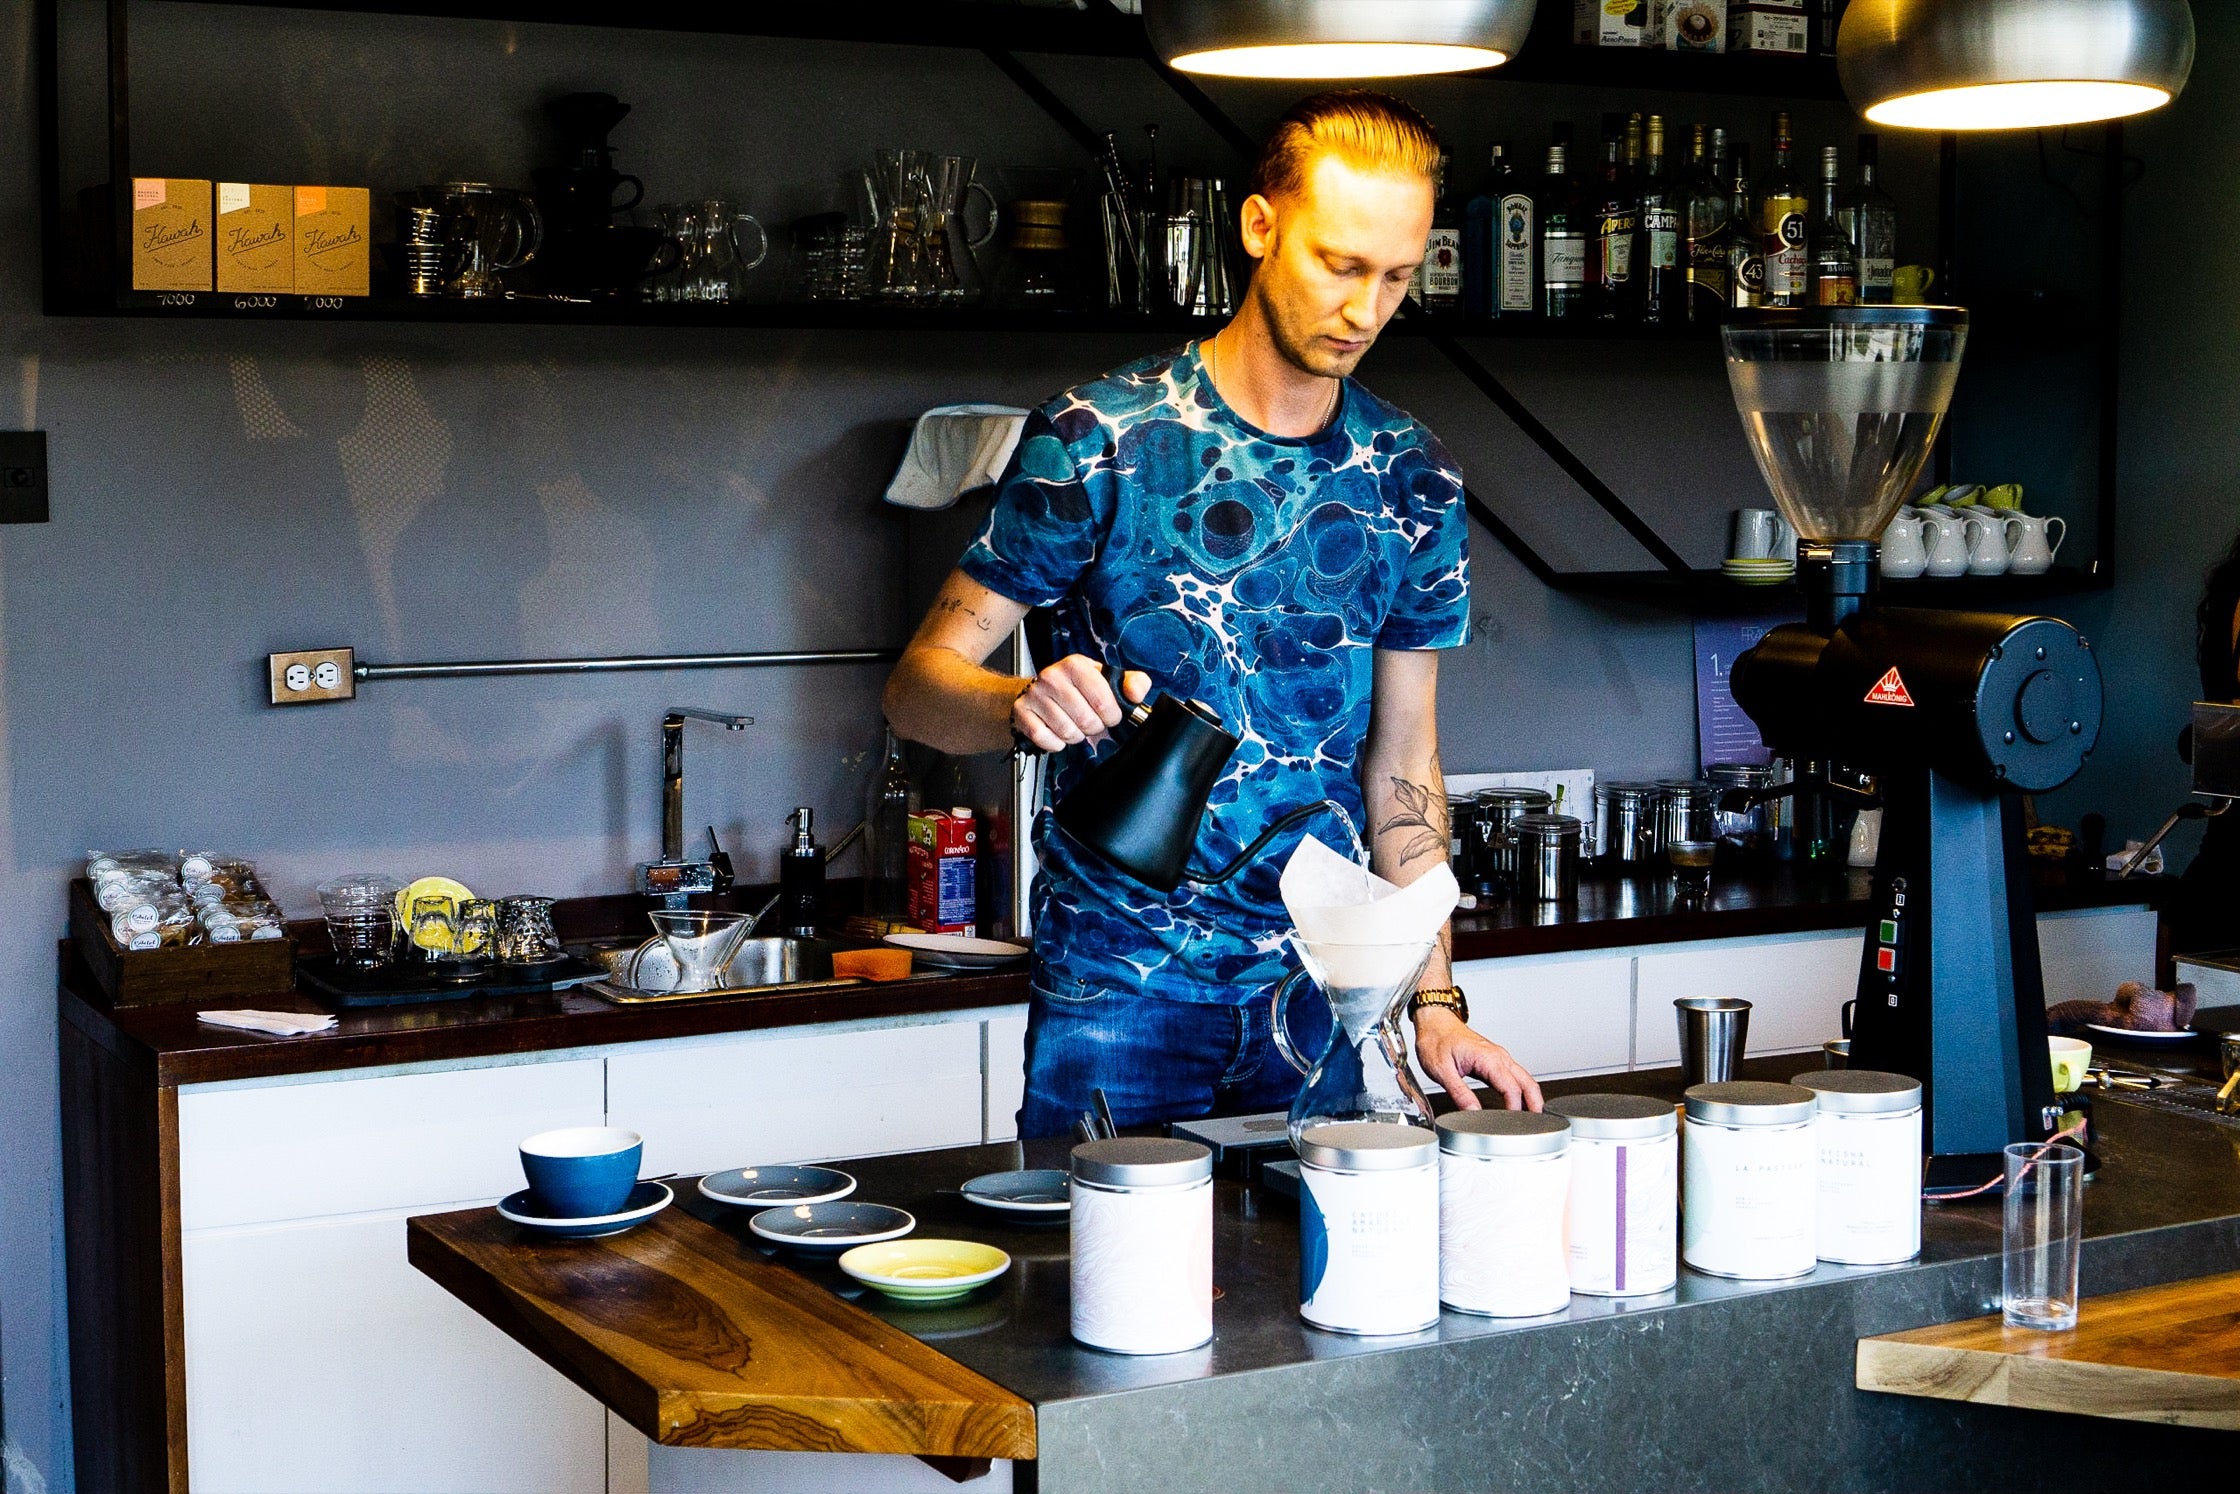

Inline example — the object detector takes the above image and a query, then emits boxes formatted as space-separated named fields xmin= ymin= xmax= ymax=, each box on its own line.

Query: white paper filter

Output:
xmin=1278 ymin=835 xmax=1459 ymax=990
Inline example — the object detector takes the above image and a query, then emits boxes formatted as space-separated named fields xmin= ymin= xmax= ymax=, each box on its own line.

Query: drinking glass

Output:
xmin=2002 ymin=1141 xmax=2084 ymax=1330
xmin=454 ymin=899 xmax=498 ymax=968
xmin=315 ymin=874 xmax=402 ymax=969
xmin=407 ymin=892 xmax=459 ymax=961
xmin=495 ymin=896 xmax=562 ymax=964
xmin=1668 ymin=838 xmax=1717 ymax=899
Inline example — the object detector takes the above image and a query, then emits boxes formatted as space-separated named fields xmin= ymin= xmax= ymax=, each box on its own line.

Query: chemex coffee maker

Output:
xmin=1721 ymin=307 xmax=2105 ymax=1189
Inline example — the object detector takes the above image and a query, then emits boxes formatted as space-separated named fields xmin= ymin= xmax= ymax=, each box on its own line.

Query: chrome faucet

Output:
xmin=638 ymin=707 xmax=752 ymax=905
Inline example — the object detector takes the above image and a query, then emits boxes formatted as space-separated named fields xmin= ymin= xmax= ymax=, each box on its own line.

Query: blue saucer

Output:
xmin=747 ymin=1201 xmax=915 ymax=1255
xmin=497 ymin=1181 xmax=672 ymax=1239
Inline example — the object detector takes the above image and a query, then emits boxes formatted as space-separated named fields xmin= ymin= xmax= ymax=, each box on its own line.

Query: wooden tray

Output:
xmin=68 ymin=877 xmax=296 ymax=1008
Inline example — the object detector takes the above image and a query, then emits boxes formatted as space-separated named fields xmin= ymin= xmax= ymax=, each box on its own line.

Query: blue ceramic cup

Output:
xmin=518 ymin=1126 xmax=643 ymax=1218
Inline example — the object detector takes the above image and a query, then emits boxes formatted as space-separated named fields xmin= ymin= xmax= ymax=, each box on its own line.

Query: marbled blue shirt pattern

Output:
xmin=961 ymin=343 xmax=1470 ymax=1005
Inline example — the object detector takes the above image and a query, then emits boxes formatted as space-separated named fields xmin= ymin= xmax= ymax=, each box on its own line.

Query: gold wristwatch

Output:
xmin=1408 ymin=986 xmax=1469 ymax=1025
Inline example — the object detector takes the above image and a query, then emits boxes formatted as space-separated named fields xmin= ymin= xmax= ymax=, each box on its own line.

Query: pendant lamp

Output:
xmin=1144 ymin=0 xmax=1535 ymax=79
xmin=1839 ymin=0 xmax=2194 ymax=131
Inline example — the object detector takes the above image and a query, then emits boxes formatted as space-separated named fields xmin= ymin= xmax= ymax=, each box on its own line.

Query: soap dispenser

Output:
xmin=779 ymin=807 xmax=823 ymax=938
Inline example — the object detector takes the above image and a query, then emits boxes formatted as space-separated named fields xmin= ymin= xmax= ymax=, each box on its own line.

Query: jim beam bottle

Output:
xmin=1841 ymin=133 xmax=1900 ymax=304
xmin=1810 ymin=145 xmax=1858 ymax=305
xmin=1638 ymin=115 xmax=1681 ymax=327
xmin=1538 ymin=130 xmax=1588 ymax=320
xmin=1727 ymin=143 xmax=1763 ymax=311
xmin=1759 ymin=112 xmax=1810 ymax=307
xmin=1683 ymin=125 xmax=1730 ymax=323
xmin=1419 ymin=152 xmax=1464 ymax=314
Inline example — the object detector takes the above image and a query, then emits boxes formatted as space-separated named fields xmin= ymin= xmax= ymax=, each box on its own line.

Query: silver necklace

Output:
xmin=1206 ymin=338 xmax=1337 ymax=433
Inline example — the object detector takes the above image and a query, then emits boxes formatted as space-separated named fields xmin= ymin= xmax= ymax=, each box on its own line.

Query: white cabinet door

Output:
xmin=985 ymin=1009 xmax=1029 ymax=1143
xmin=1451 ymin=953 xmax=1634 ymax=1077
xmin=178 ymin=1058 xmax=605 ymax=1229
xmin=2037 ymin=906 xmax=2158 ymax=1006
xmin=606 ymin=1020 xmax=986 ymax=1177
xmin=1636 ymin=932 xmax=1862 ymax=1066
xmin=185 ymin=1211 xmax=604 ymax=1494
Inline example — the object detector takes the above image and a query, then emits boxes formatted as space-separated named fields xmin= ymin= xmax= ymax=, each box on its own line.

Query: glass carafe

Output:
xmin=919 ymin=154 xmax=999 ymax=302
xmin=868 ymin=148 xmax=931 ymax=299
xmin=1271 ymin=935 xmax=1438 ymax=1150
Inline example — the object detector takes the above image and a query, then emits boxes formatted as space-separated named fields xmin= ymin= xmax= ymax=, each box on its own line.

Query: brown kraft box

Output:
xmin=216 ymin=182 xmax=294 ymax=293
xmin=131 ymin=178 xmax=212 ymax=292
xmin=293 ymin=185 xmax=371 ymax=296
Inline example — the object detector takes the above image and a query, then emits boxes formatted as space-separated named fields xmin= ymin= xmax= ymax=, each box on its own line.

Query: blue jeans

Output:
xmin=1018 ymin=970 xmax=1336 ymax=1139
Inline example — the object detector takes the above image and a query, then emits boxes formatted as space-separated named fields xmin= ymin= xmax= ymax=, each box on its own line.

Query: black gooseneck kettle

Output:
xmin=1046 ymin=694 xmax=1343 ymax=893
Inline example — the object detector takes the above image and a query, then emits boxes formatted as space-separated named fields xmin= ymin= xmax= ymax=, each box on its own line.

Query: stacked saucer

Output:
xmin=1721 ymin=556 xmax=1796 ymax=587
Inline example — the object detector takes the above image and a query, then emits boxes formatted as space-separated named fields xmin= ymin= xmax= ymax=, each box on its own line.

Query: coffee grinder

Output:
xmin=1719 ymin=307 xmax=2105 ymax=1188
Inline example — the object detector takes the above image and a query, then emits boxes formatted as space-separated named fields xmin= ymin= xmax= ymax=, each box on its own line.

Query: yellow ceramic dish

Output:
xmin=395 ymin=876 xmax=474 ymax=953
xmin=839 ymin=1239 xmax=1011 ymax=1302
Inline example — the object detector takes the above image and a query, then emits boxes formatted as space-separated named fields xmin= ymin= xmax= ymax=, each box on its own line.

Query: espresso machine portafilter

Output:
xmin=1719 ymin=307 xmax=2105 ymax=1188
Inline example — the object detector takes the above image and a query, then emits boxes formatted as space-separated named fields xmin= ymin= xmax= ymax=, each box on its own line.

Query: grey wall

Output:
xmin=0 ymin=4 xmax=2196 ymax=1489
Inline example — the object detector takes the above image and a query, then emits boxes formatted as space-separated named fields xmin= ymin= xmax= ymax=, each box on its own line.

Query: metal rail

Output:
xmin=355 ymin=647 xmax=900 ymax=683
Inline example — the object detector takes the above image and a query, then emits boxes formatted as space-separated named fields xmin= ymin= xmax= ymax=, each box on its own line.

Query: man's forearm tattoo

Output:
xmin=1382 ymin=776 xmax=1450 ymax=867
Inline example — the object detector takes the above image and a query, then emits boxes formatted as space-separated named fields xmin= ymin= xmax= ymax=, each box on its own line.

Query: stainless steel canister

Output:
xmin=1595 ymin=782 xmax=1665 ymax=867
xmin=1511 ymin=812 xmax=1582 ymax=903
xmin=1472 ymin=787 xmax=1554 ymax=900
xmin=1707 ymin=763 xmax=1781 ymax=859
xmin=1653 ymin=780 xmax=1717 ymax=852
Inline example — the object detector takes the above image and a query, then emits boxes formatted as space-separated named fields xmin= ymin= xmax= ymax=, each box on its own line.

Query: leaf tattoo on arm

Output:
xmin=1383 ymin=776 xmax=1450 ymax=867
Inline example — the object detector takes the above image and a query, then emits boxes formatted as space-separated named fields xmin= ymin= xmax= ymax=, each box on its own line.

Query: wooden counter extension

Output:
xmin=407 ymin=1203 xmax=1035 ymax=1473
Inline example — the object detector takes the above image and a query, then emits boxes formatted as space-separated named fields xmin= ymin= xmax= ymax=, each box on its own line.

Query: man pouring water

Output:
xmin=884 ymin=90 xmax=1542 ymax=1136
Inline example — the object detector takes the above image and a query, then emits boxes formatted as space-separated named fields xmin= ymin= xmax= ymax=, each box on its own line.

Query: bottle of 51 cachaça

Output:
xmin=1759 ymin=110 xmax=1811 ymax=308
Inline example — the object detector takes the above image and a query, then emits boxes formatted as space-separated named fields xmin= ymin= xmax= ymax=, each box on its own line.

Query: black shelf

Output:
xmin=1555 ymin=565 xmax=2112 ymax=617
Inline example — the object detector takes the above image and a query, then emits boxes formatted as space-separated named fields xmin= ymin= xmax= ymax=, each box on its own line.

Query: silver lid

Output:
xmin=1071 ymin=1137 xmax=1211 ymax=1187
xmin=1511 ymin=812 xmax=1583 ymax=842
xmin=1596 ymin=781 xmax=1663 ymax=804
xmin=1545 ymin=1092 xmax=1678 ymax=1140
xmin=1707 ymin=762 xmax=1779 ymax=787
xmin=1473 ymin=787 xmax=1553 ymax=808
xmin=1297 ymin=1121 xmax=1437 ymax=1171
xmin=1788 ymin=1069 xmax=1922 ymax=1115
xmin=1437 ymin=1111 xmax=1570 ymax=1157
xmin=1684 ymin=1081 xmax=1818 ymax=1127
xmin=1654 ymin=779 xmax=1715 ymax=804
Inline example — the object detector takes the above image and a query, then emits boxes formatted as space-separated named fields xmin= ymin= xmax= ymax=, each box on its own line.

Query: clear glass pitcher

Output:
xmin=1271 ymin=934 xmax=1438 ymax=1150
xmin=646 ymin=200 xmax=767 ymax=304
xmin=867 ymin=148 xmax=930 ymax=299
xmin=919 ymin=154 xmax=999 ymax=302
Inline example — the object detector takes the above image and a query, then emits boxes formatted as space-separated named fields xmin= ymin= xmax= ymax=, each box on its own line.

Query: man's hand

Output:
xmin=1413 ymin=1006 xmax=1543 ymax=1112
xmin=1013 ymin=656 xmax=1151 ymax=752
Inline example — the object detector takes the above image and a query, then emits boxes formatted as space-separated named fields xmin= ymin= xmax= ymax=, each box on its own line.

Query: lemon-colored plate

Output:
xmin=839 ymin=1239 xmax=1011 ymax=1301
xmin=396 ymin=876 xmax=475 ymax=952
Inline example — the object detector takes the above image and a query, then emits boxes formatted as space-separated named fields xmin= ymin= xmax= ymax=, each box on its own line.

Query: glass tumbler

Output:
xmin=495 ymin=896 xmax=562 ymax=963
xmin=2002 ymin=1141 xmax=2084 ymax=1330
xmin=407 ymin=893 xmax=459 ymax=961
xmin=316 ymin=874 xmax=402 ymax=969
xmin=454 ymin=899 xmax=498 ymax=968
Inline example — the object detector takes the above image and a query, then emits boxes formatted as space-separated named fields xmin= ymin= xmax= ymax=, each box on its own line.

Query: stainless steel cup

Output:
xmin=1676 ymin=996 xmax=1752 ymax=1087
xmin=1822 ymin=1038 xmax=1851 ymax=1069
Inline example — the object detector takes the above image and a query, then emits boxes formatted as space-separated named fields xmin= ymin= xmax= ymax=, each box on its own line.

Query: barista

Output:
xmin=884 ymin=90 xmax=1541 ymax=1136
xmin=2176 ymin=531 xmax=2240 ymax=950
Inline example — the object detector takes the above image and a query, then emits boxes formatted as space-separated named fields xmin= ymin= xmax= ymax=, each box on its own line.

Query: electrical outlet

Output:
xmin=0 ymin=432 xmax=50 ymax=524
xmin=268 ymin=647 xmax=356 ymax=705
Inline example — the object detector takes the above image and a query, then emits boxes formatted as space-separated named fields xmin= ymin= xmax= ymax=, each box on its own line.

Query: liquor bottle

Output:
xmin=1462 ymin=143 xmax=1504 ymax=319
xmin=1727 ymin=143 xmax=1762 ymax=311
xmin=1684 ymin=125 xmax=1730 ymax=323
xmin=1810 ymin=145 xmax=1857 ymax=305
xmin=1416 ymin=152 xmax=1464 ymax=313
xmin=1840 ymin=132 xmax=1900 ymax=304
xmin=1638 ymin=114 xmax=1682 ymax=327
xmin=1592 ymin=114 xmax=1638 ymax=322
xmin=1537 ymin=129 xmax=1587 ymax=320
xmin=862 ymin=729 xmax=914 ymax=922
xmin=1495 ymin=146 xmax=1536 ymax=319
xmin=1760 ymin=112 xmax=1810 ymax=307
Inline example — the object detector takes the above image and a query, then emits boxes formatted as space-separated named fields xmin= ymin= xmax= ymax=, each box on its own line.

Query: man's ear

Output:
xmin=1239 ymin=191 xmax=1278 ymax=262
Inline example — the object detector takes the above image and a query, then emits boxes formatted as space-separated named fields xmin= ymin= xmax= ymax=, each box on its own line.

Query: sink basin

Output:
xmin=584 ymin=935 xmax=867 ymax=1004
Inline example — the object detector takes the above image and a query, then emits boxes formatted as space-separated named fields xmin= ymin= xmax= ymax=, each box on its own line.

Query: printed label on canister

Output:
xmin=1682 ymin=1119 xmax=1817 ymax=1279
xmin=1070 ymin=1178 xmax=1213 ymax=1354
xmin=1814 ymin=1107 xmax=1922 ymax=1264
xmin=1440 ymin=1150 xmax=1571 ymax=1317
xmin=1564 ymin=1131 xmax=1677 ymax=1296
xmin=1300 ymin=1161 xmax=1439 ymax=1335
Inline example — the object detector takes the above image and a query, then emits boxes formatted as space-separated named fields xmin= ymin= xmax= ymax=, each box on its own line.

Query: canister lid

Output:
xmin=1071 ymin=1137 xmax=1212 ymax=1187
xmin=1473 ymin=787 xmax=1552 ymax=808
xmin=1544 ymin=1092 xmax=1679 ymax=1139
xmin=1596 ymin=781 xmax=1663 ymax=804
xmin=1684 ymin=1081 xmax=1818 ymax=1126
xmin=1297 ymin=1121 xmax=1437 ymax=1171
xmin=1788 ymin=1069 xmax=1923 ymax=1114
xmin=1654 ymin=778 xmax=1715 ymax=802
xmin=1511 ymin=812 xmax=1583 ymax=841
xmin=1437 ymin=1111 xmax=1570 ymax=1157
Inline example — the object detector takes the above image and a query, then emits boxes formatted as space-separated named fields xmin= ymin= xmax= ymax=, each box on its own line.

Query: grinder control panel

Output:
xmin=1874 ymin=877 xmax=1908 ymax=999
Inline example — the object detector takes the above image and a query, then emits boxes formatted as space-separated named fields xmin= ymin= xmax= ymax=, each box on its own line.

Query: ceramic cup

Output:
xmin=2048 ymin=1036 xmax=2093 ymax=1095
xmin=519 ymin=1126 xmax=643 ymax=1218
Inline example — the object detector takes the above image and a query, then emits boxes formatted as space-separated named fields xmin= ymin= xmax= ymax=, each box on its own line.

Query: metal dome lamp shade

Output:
xmin=1839 ymin=0 xmax=2194 ymax=131
xmin=1145 ymin=0 xmax=1536 ymax=79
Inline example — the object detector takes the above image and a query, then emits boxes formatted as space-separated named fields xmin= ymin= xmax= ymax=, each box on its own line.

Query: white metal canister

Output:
xmin=1682 ymin=1081 xmax=1820 ymax=1280
xmin=1790 ymin=1069 xmax=1923 ymax=1265
xmin=1070 ymin=1138 xmax=1214 ymax=1355
xmin=1298 ymin=1122 xmax=1439 ymax=1336
xmin=1436 ymin=1111 xmax=1572 ymax=1317
xmin=1543 ymin=1093 xmax=1678 ymax=1297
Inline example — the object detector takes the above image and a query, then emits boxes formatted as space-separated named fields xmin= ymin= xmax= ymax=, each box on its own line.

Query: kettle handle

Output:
xmin=1270 ymin=968 xmax=1315 ymax=1077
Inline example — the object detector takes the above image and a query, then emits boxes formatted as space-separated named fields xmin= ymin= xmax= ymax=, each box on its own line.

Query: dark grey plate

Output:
xmin=747 ymin=1201 xmax=915 ymax=1254
xmin=961 ymin=1168 xmax=1071 ymax=1212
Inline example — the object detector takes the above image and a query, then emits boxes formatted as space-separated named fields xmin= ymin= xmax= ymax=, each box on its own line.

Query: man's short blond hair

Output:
xmin=1249 ymin=89 xmax=1443 ymax=204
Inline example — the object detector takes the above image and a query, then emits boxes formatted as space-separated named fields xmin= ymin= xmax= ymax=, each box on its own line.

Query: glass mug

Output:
xmin=646 ymin=201 xmax=768 ymax=304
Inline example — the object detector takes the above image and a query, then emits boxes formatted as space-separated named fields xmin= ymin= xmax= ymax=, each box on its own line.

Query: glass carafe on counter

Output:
xmin=1271 ymin=935 xmax=1438 ymax=1150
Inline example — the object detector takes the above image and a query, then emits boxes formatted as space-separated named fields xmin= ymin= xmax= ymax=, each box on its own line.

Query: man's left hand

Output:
xmin=1413 ymin=1006 xmax=1543 ymax=1112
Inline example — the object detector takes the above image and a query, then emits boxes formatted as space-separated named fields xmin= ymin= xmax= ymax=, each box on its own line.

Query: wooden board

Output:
xmin=407 ymin=1203 xmax=1036 ymax=1460
xmin=1858 ymin=1270 xmax=2240 ymax=1431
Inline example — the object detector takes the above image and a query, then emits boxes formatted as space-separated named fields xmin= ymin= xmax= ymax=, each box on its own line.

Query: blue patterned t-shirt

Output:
xmin=961 ymin=343 xmax=1471 ymax=1005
